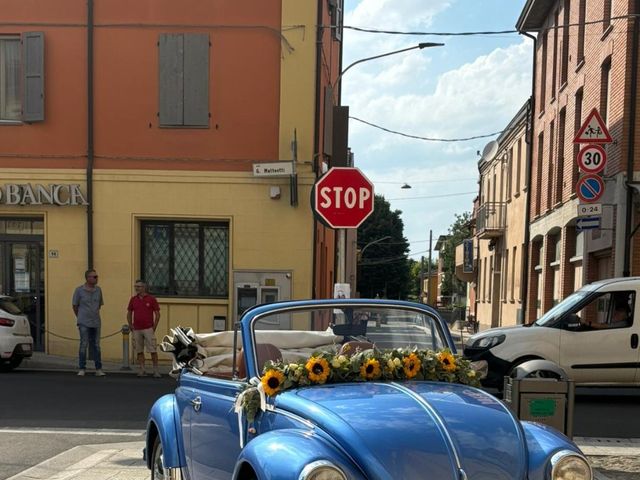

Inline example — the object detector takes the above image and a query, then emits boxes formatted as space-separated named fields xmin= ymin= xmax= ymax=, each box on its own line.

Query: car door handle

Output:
xmin=631 ymin=334 xmax=638 ymax=349
xmin=190 ymin=396 xmax=202 ymax=412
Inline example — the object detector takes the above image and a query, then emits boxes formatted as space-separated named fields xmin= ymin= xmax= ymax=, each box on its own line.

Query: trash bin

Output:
xmin=503 ymin=359 xmax=575 ymax=438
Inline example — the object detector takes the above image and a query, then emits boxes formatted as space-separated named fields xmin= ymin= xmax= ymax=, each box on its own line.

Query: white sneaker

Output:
xmin=77 ymin=369 xmax=85 ymax=376
xmin=153 ymin=372 xmax=162 ymax=378
xmin=137 ymin=371 xmax=147 ymax=377
xmin=95 ymin=370 xmax=106 ymax=377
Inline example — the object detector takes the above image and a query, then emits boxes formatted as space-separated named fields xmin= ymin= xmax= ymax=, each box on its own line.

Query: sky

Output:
xmin=342 ymin=0 xmax=532 ymax=260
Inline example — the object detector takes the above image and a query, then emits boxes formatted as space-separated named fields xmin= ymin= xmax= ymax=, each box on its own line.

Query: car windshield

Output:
xmin=534 ymin=289 xmax=591 ymax=326
xmin=0 ymin=298 xmax=22 ymax=315
xmin=250 ymin=305 xmax=449 ymax=376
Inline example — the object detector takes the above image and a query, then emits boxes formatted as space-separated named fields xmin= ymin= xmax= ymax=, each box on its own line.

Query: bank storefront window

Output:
xmin=142 ymin=221 xmax=229 ymax=298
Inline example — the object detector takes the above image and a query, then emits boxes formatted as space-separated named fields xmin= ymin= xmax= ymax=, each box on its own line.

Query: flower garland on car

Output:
xmin=235 ymin=347 xmax=481 ymax=424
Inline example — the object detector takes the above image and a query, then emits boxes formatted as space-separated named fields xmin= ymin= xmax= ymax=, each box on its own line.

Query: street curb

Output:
xmin=574 ymin=437 xmax=640 ymax=456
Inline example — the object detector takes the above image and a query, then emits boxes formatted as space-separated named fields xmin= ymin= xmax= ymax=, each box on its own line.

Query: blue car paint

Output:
xmin=146 ymin=393 xmax=185 ymax=470
xmin=274 ymin=382 xmax=525 ymax=480
xmin=522 ymin=421 xmax=585 ymax=480
xmin=235 ymin=429 xmax=365 ymax=480
xmin=146 ymin=299 xmax=589 ymax=480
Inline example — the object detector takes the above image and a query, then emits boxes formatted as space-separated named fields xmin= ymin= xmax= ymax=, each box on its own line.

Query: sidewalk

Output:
xmin=6 ymin=438 xmax=640 ymax=480
xmin=17 ymin=351 xmax=173 ymax=375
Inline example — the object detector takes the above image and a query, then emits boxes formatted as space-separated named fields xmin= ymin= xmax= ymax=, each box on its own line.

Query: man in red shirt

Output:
xmin=127 ymin=280 xmax=161 ymax=377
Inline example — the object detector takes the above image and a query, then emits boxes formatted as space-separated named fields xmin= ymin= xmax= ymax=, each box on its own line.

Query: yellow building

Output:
xmin=473 ymin=103 xmax=529 ymax=329
xmin=0 ymin=0 xmax=344 ymax=361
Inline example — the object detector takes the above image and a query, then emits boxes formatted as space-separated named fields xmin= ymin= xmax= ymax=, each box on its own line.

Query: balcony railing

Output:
xmin=476 ymin=202 xmax=506 ymax=238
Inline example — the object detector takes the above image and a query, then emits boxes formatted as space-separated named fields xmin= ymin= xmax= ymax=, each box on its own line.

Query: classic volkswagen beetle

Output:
xmin=145 ymin=299 xmax=592 ymax=480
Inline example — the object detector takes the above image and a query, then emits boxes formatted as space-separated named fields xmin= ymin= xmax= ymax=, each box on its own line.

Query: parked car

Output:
xmin=0 ymin=295 xmax=33 ymax=372
xmin=145 ymin=299 xmax=592 ymax=480
xmin=464 ymin=277 xmax=640 ymax=389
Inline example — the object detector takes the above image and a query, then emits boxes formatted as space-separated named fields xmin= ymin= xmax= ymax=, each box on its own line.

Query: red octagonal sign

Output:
xmin=312 ymin=167 xmax=374 ymax=229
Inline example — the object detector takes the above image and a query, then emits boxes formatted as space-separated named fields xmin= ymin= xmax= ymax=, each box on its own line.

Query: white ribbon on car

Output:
xmin=233 ymin=377 xmax=272 ymax=448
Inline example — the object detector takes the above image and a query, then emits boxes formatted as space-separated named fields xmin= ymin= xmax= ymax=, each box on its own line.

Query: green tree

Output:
xmin=357 ymin=195 xmax=411 ymax=299
xmin=440 ymin=211 xmax=473 ymax=300
xmin=408 ymin=257 xmax=438 ymax=301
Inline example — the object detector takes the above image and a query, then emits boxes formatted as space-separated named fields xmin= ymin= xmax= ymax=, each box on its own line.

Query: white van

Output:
xmin=463 ymin=277 xmax=640 ymax=388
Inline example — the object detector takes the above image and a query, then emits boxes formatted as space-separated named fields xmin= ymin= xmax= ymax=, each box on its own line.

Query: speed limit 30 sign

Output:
xmin=577 ymin=144 xmax=607 ymax=174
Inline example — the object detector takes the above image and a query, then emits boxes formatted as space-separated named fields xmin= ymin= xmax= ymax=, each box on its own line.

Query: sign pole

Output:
xmin=337 ymin=228 xmax=346 ymax=283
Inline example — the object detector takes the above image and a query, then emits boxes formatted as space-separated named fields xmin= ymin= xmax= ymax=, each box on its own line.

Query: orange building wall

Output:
xmin=0 ymin=0 xmax=282 ymax=171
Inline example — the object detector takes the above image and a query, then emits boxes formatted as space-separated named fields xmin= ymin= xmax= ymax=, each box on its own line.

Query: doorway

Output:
xmin=0 ymin=219 xmax=45 ymax=351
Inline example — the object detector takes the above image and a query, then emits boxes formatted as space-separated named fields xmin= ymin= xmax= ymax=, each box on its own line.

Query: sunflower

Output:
xmin=360 ymin=358 xmax=382 ymax=380
xmin=262 ymin=369 xmax=285 ymax=396
xmin=306 ymin=356 xmax=330 ymax=384
xmin=437 ymin=351 xmax=457 ymax=372
xmin=403 ymin=353 xmax=422 ymax=379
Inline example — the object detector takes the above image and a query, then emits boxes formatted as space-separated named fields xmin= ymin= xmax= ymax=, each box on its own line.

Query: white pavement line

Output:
xmin=0 ymin=427 xmax=145 ymax=436
xmin=5 ymin=442 xmax=147 ymax=480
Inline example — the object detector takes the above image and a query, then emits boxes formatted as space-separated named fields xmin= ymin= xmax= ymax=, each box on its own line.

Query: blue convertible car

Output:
xmin=145 ymin=299 xmax=592 ymax=480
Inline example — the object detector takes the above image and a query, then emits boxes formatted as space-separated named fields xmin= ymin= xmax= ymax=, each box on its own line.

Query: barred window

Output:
xmin=141 ymin=221 xmax=228 ymax=297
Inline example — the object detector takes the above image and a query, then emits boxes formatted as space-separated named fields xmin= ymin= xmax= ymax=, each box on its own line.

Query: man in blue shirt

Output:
xmin=72 ymin=269 xmax=105 ymax=376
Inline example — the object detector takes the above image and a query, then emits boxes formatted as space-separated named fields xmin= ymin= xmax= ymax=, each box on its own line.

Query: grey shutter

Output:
xmin=183 ymin=34 xmax=209 ymax=127
xmin=22 ymin=32 xmax=44 ymax=122
xmin=159 ymin=34 xmax=184 ymax=126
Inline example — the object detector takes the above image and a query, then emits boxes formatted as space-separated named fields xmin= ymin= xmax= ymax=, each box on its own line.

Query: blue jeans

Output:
xmin=78 ymin=325 xmax=102 ymax=370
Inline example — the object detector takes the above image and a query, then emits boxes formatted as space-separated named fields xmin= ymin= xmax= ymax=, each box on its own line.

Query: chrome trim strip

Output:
xmin=272 ymin=407 xmax=315 ymax=430
xmin=388 ymin=382 xmax=464 ymax=473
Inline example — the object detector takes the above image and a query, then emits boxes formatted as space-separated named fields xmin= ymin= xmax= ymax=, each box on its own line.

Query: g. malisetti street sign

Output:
xmin=0 ymin=183 xmax=88 ymax=206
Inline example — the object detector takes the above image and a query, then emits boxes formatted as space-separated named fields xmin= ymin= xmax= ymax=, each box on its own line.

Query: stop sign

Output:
xmin=312 ymin=167 xmax=374 ymax=229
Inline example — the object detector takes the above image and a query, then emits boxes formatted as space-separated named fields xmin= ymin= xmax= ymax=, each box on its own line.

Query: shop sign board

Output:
xmin=0 ymin=183 xmax=88 ymax=206
xmin=312 ymin=167 xmax=374 ymax=229
xmin=577 ymin=144 xmax=607 ymax=174
xmin=463 ymin=239 xmax=474 ymax=273
xmin=576 ymin=174 xmax=604 ymax=203
xmin=573 ymin=108 xmax=613 ymax=144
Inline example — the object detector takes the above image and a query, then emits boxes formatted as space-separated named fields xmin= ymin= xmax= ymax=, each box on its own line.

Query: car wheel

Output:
xmin=0 ymin=357 xmax=21 ymax=372
xmin=151 ymin=437 xmax=181 ymax=480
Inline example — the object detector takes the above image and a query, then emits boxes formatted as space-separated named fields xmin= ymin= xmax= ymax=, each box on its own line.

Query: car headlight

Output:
xmin=550 ymin=450 xmax=592 ymax=480
xmin=471 ymin=334 xmax=506 ymax=350
xmin=299 ymin=460 xmax=347 ymax=480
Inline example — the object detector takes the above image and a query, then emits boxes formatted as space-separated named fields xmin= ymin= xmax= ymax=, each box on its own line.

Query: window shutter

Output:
xmin=22 ymin=32 xmax=44 ymax=122
xmin=159 ymin=34 xmax=184 ymax=126
xmin=183 ymin=34 xmax=209 ymax=127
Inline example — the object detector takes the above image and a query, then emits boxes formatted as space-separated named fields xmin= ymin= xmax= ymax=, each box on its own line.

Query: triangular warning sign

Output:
xmin=573 ymin=108 xmax=613 ymax=144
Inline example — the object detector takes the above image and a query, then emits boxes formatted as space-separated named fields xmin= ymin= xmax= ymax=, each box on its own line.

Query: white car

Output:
xmin=0 ymin=296 xmax=33 ymax=372
xmin=464 ymin=277 xmax=640 ymax=388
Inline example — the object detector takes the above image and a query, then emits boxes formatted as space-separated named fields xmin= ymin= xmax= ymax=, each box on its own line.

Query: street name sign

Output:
xmin=573 ymin=108 xmax=613 ymax=144
xmin=576 ymin=216 xmax=601 ymax=231
xmin=312 ymin=167 xmax=374 ymax=229
xmin=576 ymin=174 xmax=604 ymax=203
xmin=253 ymin=162 xmax=293 ymax=177
xmin=577 ymin=203 xmax=602 ymax=217
xmin=577 ymin=144 xmax=607 ymax=174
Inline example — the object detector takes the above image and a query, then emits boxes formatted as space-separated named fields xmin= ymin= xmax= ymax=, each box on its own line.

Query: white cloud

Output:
xmin=347 ymin=0 xmax=453 ymax=30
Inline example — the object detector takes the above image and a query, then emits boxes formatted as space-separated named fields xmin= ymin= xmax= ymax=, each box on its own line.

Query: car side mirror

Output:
xmin=563 ymin=313 xmax=582 ymax=330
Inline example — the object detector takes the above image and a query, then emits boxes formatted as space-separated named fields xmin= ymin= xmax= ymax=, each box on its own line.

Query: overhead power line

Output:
xmin=387 ymin=191 xmax=477 ymax=201
xmin=350 ymin=116 xmax=509 ymax=142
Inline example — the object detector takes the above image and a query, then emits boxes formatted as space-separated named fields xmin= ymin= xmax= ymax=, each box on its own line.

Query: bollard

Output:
xmin=121 ymin=324 xmax=132 ymax=371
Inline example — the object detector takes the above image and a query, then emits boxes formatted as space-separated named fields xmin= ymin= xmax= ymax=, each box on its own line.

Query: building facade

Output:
xmin=474 ymin=104 xmax=529 ymax=329
xmin=0 ymin=0 xmax=344 ymax=360
xmin=517 ymin=0 xmax=640 ymax=322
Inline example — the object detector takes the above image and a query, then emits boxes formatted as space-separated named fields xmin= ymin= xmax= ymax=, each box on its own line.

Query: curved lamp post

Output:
xmin=334 ymin=42 xmax=444 ymax=285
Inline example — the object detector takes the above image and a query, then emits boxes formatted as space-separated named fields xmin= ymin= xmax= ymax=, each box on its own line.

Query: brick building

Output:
xmin=517 ymin=0 xmax=640 ymax=322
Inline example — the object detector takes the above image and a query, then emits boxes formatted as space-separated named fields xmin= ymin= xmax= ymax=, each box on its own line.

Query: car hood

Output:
xmin=275 ymin=382 xmax=526 ymax=480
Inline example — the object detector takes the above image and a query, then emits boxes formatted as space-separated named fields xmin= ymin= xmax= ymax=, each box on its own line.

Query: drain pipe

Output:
xmin=519 ymin=31 xmax=537 ymax=323
xmin=86 ymin=0 xmax=94 ymax=269
xmin=623 ymin=9 xmax=640 ymax=276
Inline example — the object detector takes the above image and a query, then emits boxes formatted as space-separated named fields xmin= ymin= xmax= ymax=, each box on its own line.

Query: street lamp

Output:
xmin=333 ymin=42 xmax=444 ymax=286
xmin=357 ymin=235 xmax=391 ymax=298
xmin=334 ymin=42 xmax=445 ymax=94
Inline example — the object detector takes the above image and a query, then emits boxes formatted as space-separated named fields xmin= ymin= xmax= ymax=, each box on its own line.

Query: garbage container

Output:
xmin=503 ymin=359 xmax=575 ymax=438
